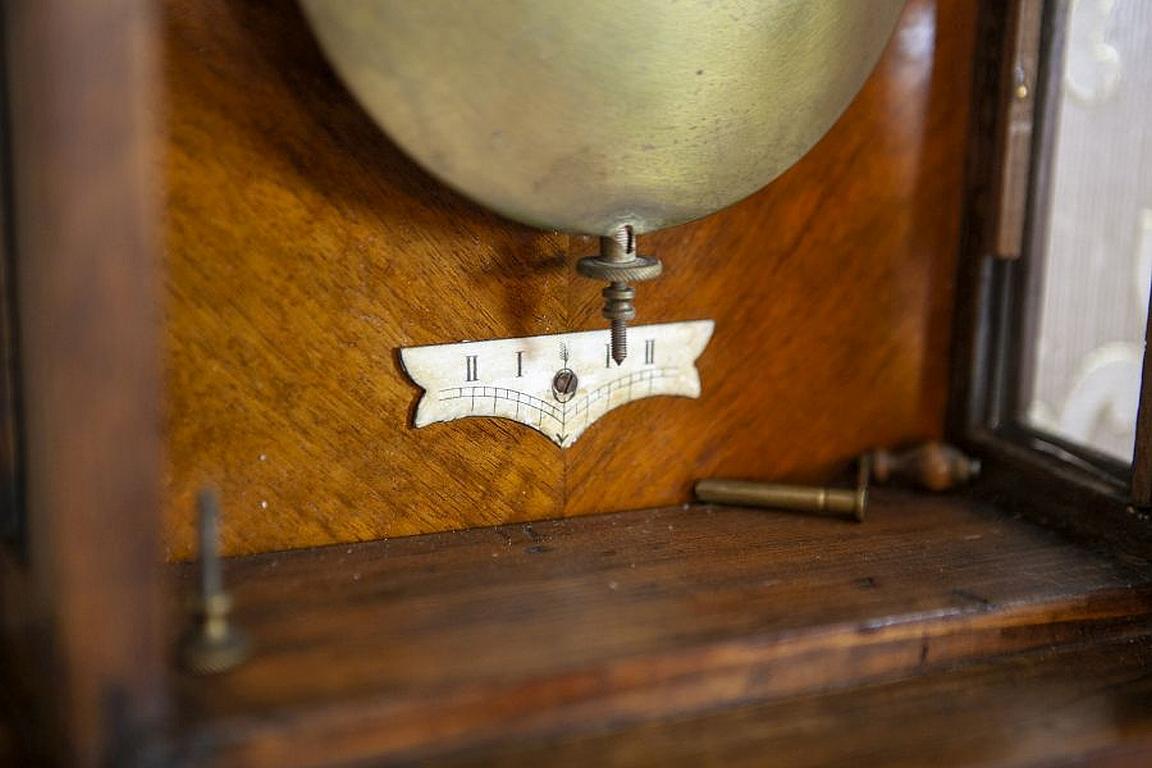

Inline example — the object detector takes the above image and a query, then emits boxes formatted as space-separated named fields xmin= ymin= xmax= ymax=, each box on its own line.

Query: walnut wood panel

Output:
xmin=163 ymin=0 xmax=568 ymax=558
xmin=164 ymin=0 xmax=977 ymax=557
xmin=170 ymin=493 xmax=1152 ymax=766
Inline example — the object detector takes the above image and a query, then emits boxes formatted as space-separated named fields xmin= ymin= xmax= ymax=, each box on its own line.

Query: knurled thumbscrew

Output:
xmin=577 ymin=224 xmax=663 ymax=364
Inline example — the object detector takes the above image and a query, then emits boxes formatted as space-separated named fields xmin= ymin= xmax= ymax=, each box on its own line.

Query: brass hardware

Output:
xmin=869 ymin=442 xmax=981 ymax=493
xmin=299 ymin=1 xmax=906 ymax=237
xmin=300 ymin=1 xmax=903 ymax=347
xmin=695 ymin=457 xmax=870 ymax=522
xmin=577 ymin=225 xmax=662 ymax=363
xmin=179 ymin=489 xmax=250 ymax=675
xmin=1013 ymin=66 xmax=1030 ymax=100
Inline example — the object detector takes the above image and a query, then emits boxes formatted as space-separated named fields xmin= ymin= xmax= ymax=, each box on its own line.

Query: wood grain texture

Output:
xmin=424 ymin=634 xmax=1152 ymax=768
xmin=0 ymin=1 xmax=168 ymax=765
xmin=566 ymin=0 xmax=976 ymax=518
xmin=163 ymin=0 xmax=977 ymax=557
xmin=170 ymin=493 xmax=1152 ymax=766
xmin=163 ymin=0 xmax=567 ymax=557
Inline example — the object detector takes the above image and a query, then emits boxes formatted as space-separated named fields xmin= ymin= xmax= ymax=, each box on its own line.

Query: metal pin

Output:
xmin=179 ymin=489 xmax=250 ymax=675
xmin=695 ymin=456 xmax=871 ymax=522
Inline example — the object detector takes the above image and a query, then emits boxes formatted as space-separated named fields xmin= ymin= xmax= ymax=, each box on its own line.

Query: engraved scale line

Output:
xmin=435 ymin=366 xmax=678 ymax=423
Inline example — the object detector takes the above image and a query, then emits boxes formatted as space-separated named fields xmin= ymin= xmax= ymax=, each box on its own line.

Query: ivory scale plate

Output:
xmin=400 ymin=320 xmax=714 ymax=448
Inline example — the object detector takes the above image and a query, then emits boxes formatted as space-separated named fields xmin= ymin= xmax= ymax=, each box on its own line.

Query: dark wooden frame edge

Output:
xmin=0 ymin=1 xmax=170 ymax=765
xmin=949 ymin=0 xmax=1152 ymax=557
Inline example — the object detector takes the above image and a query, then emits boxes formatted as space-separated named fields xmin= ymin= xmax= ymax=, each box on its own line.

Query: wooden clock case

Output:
xmin=4 ymin=0 xmax=1152 ymax=765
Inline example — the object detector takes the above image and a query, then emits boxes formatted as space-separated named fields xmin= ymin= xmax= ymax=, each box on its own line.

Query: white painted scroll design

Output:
xmin=400 ymin=320 xmax=714 ymax=448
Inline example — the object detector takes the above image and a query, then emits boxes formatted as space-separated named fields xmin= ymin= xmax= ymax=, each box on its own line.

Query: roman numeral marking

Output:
xmin=516 ymin=350 xmax=524 ymax=377
xmin=465 ymin=355 xmax=478 ymax=382
xmin=605 ymin=343 xmax=612 ymax=368
xmin=644 ymin=339 xmax=656 ymax=365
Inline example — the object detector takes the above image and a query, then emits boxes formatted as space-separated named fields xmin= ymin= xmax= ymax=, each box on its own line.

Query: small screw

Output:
xmin=576 ymin=225 xmax=662 ymax=365
xmin=552 ymin=368 xmax=578 ymax=402
xmin=694 ymin=456 xmax=871 ymax=522
xmin=179 ymin=489 xmax=250 ymax=675
xmin=1014 ymin=65 xmax=1029 ymax=100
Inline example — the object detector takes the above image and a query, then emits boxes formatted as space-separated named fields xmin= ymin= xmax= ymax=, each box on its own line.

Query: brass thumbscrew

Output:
xmin=577 ymin=224 xmax=663 ymax=364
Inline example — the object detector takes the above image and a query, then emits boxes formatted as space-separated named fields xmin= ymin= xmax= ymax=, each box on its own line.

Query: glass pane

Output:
xmin=1023 ymin=0 xmax=1152 ymax=463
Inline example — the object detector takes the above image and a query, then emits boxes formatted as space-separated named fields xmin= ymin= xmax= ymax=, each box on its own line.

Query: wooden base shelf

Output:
xmin=171 ymin=491 xmax=1152 ymax=767
xmin=425 ymin=634 xmax=1152 ymax=767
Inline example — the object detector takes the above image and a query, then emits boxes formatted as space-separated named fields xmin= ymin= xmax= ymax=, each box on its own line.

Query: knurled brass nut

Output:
xmin=576 ymin=254 xmax=663 ymax=283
